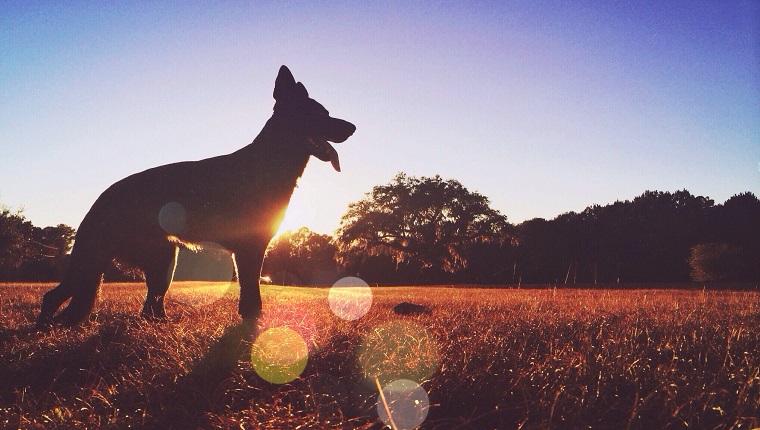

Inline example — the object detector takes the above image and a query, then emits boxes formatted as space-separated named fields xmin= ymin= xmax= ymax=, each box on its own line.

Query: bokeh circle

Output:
xmin=377 ymin=379 xmax=430 ymax=430
xmin=158 ymin=201 xmax=186 ymax=234
xmin=251 ymin=326 xmax=308 ymax=384
xmin=328 ymin=276 xmax=373 ymax=321
xmin=258 ymin=305 xmax=318 ymax=353
xmin=359 ymin=320 xmax=441 ymax=388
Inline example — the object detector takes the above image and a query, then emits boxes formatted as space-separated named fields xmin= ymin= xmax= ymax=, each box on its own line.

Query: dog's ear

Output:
xmin=274 ymin=66 xmax=296 ymax=101
xmin=294 ymin=82 xmax=309 ymax=98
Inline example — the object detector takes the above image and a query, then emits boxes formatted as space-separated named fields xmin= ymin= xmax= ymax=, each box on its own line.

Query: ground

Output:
xmin=1 ymin=282 xmax=758 ymax=429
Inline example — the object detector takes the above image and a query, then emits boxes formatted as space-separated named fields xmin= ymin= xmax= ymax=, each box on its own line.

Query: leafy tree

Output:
xmin=0 ymin=207 xmax=76 ymax=280
xmin=173 ymin=244 xmax=235 ymax=282
xmin=34 ymin=225 xmax=76 ymax=258
xmin=624 ymin=190 xmax=714 ymax=282
xmin=457 ymin=240 xmax=518 ymax=284
xmin=336 ymin=173 xmax=510 ymax=279
xmin=263 ymin=227 xmax=338 ymax=285
xmin=21 ymin=224 xmax=77 ymax=280
xmin=513 ymin=189 xmax=760 ymax=284
xmin=0 ymin=207 xmax=34 ymax=277
xmin=688 ymin=242 xmax=743 ymax=282
xmin=714 ymin=193 xmax=760 ymax=270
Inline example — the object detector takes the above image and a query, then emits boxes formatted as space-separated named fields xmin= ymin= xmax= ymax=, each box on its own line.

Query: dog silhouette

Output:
xmin=38 ymin=66 xmax=355 ymax=326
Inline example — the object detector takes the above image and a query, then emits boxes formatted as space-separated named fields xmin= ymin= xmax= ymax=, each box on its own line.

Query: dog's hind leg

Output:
xmin=49 ymin=259 xmax=109 ymax=326
xmin=38 ymin=240 xmax=109 ymax=327
xmin=38 ymin=278 xmax=76 ymax=327
xmin=141 ymin=245 xmax=179 ymax=319
xmin=52 ymin=274 xmax=104 ymax=326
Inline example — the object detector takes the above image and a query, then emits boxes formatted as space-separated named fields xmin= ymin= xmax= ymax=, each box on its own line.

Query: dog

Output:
xmin=38 ymin=66 xmax=355 ymax=326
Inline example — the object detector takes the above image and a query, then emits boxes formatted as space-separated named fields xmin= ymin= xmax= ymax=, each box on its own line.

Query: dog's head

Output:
xmin=272 ymin=65 xmax=356 ymax=172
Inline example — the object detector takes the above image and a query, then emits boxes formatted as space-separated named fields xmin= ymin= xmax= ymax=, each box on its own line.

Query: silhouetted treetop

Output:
xmin=0 ymin=207 xmax=34 ymax=272
xmin=336 ymin=173 xmax=510 ymax=273
xmin=513 ymin=190 xmax=759 ymax=284
xmin=263 ymin=227 xmax=338 ymax=285
xmin=0 ymin=207 xmax=75 ymax=281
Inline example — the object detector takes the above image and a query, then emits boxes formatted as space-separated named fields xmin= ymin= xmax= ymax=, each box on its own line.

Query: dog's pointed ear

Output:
xmin=274 ymin=65 xmax=296 ymax=101
xmin=294 ymin=82 xmax=309 ymax=98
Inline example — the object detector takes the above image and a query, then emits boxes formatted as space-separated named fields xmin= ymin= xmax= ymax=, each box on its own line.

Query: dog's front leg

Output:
xmin=232 ymin=243 xmax=267 ymax=320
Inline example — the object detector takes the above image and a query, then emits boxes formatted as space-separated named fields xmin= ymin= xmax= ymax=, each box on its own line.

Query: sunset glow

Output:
xmin=1 ymin=3 xmax=757 ymax=234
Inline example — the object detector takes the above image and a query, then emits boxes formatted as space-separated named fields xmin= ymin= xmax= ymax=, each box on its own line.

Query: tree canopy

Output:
xmin=0 ymin=208 xmax=33 ymax=272
xmin=513 ymin=190 xmax=760 ymax=284
xmin=0 ymin=207 xmax=75 ymax=281
xmin=263 ymin=227 xmax=338 ymax=285
xmin=336 ymin=173 xmax=510 ymax=275
xmin=688 ymin=243 xmax=743 ymax=282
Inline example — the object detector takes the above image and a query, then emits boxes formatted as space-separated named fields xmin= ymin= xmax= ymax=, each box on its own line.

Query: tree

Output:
xmin=0 ymin=207 xmax=35 ymax=278
xmin=336 ymin=173 xmax=510 ymax=280
xmin=263 ymin=227 xmax=338 ymax=285
xmin=513 ymin=189 xmax=725 ymax=284
xmin=0 ymin=207 xmax=76 ymax=281
xmin=712 ymin=192 xmax=760 ymax=281
xmin=21 ymin=224 xmax=77 ymax=281
xmin=688 ymin=242 xmax=743 ymax=282
xmin=173 ymin=243 xmax=235 ymax=282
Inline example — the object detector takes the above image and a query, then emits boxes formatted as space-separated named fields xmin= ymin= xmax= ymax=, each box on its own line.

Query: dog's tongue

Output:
xmin=327 ymin=144 xmax=341 ymax=172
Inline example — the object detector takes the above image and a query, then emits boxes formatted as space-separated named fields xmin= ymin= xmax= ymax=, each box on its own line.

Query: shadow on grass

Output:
xmin=136 ymin=319 xmax=258 ymax=428
xmin=143 ymin=320 xmax=378 ymax=429
xmin=0 ymin=315 xmax=255 ymax=426
xmin=0 ymin=318 xmax=132 ymax=400
xmin=0 ymin=310 xmax=380 ymax=428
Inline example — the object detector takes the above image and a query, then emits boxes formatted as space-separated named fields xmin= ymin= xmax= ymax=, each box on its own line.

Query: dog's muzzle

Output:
xmin=307 ymin=137 xmax=342 ymax=171
xmin=309 ymin=118 xmax=356 ymax=172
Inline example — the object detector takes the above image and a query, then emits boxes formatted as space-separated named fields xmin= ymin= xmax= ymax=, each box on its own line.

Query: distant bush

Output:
xmin=688 ymin=242 xmax=743 ymax=282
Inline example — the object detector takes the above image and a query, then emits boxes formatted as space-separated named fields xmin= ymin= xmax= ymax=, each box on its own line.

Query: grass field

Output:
xmin=1 ymin=282 xmax=758 ymax=429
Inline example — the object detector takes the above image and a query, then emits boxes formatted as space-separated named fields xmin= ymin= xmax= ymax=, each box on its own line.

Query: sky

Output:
xmin=2 ymin=1 xmax=759 ymax=236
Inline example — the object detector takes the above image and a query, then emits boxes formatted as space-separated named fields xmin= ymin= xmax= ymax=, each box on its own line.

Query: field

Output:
xmin=1 ymin=282 xmax=758 ymax=429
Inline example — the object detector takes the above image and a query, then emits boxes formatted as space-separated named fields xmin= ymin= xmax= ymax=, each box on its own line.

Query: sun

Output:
xmin=274 ymin=201 xmax=310 ymax=238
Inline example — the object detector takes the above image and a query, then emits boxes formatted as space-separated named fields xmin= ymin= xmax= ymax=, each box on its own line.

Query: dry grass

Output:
xmin=1 ymin=282 xmax=758 ymax=429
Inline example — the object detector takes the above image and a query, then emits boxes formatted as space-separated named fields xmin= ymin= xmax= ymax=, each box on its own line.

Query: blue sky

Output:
xmin=2 ymin=1 xmax=758 ymax=235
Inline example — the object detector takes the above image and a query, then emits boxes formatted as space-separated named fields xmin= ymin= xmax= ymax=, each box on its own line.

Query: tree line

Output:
xmin=0 ymin=208 xmax=75 ymax=281
xmin=512 ymin=190 xmax=759 ymax=285
xmin=2 ymin=173 xmax=758 ymax=285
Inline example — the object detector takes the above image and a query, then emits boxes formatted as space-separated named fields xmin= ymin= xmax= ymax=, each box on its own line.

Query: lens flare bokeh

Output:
xmin=358 ymin=320 xmax=441 ymax=388
xmin=158 ymin=201 xmax=186 ymax=234
xmin=258 ymin=305 xmax=318 ymax=352
xmin=251 ymin=326 xmax=309 ymax=384
xmin=328 ymin=276 xmax=373 ymax=321
xmin=377 ymin=379 xmax=430 ymax=430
